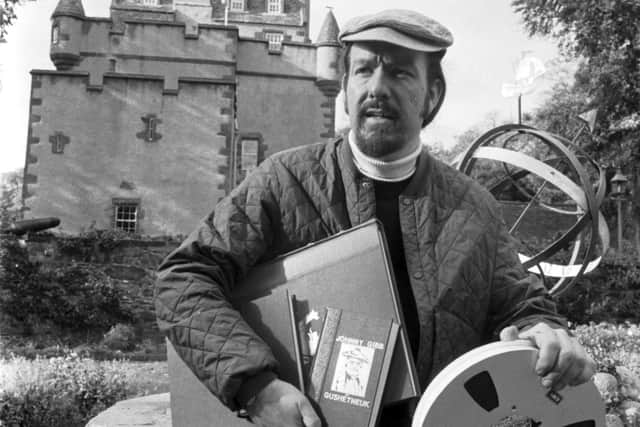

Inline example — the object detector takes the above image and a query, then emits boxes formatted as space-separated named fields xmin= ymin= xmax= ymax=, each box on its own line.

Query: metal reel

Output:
xmin=411 ymin=341 xmax=604 ymax=427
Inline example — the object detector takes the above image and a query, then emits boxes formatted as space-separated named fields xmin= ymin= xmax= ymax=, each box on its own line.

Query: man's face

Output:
xmin=344 ymin=42 xmax=440 ymax=159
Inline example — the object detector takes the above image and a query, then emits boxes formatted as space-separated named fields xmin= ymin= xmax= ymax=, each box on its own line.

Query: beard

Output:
xmin=352 ymin=99 xmax=408 ymax=158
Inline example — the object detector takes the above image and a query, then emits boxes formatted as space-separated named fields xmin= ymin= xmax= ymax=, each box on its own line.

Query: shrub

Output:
xmin=0 ymin=238 xmax=133 ymax=332
xmin=0 ymin=354 xmax=129 ymax=427
xmin=557 ymin=248 xmax=640 ymax=324
xmin=101 ymin=324 xmax=137 ymax=352
xmin=0 ymin=354 xmax=169 ymax=427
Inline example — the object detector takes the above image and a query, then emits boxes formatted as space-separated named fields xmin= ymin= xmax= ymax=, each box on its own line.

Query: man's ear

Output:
xmin=341 ymin=75 xmax=349 ymax=114
xmin=424 ymin=78 xmax=444 ymax=120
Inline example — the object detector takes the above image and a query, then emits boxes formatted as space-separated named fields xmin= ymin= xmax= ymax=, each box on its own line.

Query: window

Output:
xmin=241 ymin=139 xmax=259 ymax=173
xmin=113 ymin=200 xmax=139 ymax=233
xmin=267 ymin=0 xmax=282 ymax=14
xmin=52 ymin=25 xmax=59 ymax=45
xmin=49 ymin=132 xmax=69 ymax=154
xmin=109 ymin=58 xmax=117 ymax=72
xmin=265 ymin=32 xmax=283 ymax=52
xmin=142 ymin=0 xmax=159 ymax=5
xmin=229 ymin=0 xmax=245 ymax=11
xmin=52 ymin=134 xmax=64 ymax=153
xmin=137 ymin=113 xmax=162 ymax=142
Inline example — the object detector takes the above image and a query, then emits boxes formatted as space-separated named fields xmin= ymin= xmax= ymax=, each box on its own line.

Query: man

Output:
xmin=155 ymin=9 xmax=595 ymax=427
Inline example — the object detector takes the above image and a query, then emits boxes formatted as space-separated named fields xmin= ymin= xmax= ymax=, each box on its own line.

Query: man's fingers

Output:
xmin=298 ymin=398 xmax=321 ymax=427
xmin=519 ymin=325 xmax=560 ymax=376
xmin=499 ymin=325 xmax=520 ymax=341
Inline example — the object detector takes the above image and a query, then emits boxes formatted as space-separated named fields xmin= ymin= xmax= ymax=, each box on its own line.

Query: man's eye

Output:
xmin=354 ymin=67 xmax=372 ymax=75
xmin=394 ymin=69 xmax=412 ymax=78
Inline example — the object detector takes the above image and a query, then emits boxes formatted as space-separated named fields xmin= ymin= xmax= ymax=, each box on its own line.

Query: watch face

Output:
xmin=412 ymin=341 xmax=604 ymax=427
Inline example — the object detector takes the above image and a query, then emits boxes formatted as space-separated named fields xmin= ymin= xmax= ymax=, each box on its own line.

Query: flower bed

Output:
xmin=0 ymin=353 xmax=169 ymax=427
xmin=573 ymin=322 xmax=640 ymax=426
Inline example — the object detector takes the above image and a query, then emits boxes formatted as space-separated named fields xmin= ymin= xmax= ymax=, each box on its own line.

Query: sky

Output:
xmin=0 ymin=0 xmax=565 ymax=174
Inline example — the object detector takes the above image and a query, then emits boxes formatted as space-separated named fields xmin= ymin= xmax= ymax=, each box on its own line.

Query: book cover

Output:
xmin=308 ymin=307 xmax=399 ymax=427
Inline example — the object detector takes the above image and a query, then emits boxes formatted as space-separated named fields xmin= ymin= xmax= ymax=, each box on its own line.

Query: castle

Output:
xmin=23 ymin=0 xmax=341 ymax=235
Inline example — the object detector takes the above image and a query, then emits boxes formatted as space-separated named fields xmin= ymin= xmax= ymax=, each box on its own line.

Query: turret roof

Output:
xmin=316 ymin=9 xmax=339 ymax=45
xmin=52 ymin=0 xmax=85 ymax=19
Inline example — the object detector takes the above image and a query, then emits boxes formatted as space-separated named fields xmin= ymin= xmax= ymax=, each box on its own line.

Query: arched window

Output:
xmin=52 ymin=24 xmax=60 ymax=45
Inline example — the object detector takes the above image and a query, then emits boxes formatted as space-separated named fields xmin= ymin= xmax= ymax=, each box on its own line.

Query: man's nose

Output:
xmin=367 ymin=67 xmax=390 ymax=99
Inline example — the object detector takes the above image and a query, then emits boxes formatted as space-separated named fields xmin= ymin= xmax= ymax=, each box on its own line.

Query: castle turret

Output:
xmin=315 ymin=9 xmax=341 ymax=82
xmin=50 ymin=0 xmax=85 ymax=70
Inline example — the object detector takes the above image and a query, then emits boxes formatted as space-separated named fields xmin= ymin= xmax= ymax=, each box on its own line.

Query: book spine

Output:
xmin=368 ymin=320 xmax=399 ymax=427
xmin=308 ymin=307 xmax=342 ymax=401
xmin=287 ymin=291 xmax=306 ymax=393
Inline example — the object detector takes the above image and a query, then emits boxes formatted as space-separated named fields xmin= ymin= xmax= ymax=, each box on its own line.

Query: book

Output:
xmin=307 ymin=307 xmax=399 ymax=427
xmin=231 ymin=219 xmax=419 ymax=404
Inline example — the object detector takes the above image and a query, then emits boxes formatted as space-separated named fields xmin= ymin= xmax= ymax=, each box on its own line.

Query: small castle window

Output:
xmin=142 ymin=0 xmax=159 ymax=5
xmin=52 ymin=25 xmax=60 ymax=45
xmin=137 ymin=113 xmax=162 ymax=143
xmin=265 ymin=32 xmax=283 ymax=52
xmin=49 ymin=132 xmax=70 ymax=154
xmin=113 ymin=200 xmax=139 ymax=233
xmin=241 ymin=139 xmax=259 ymax=173
xmin=230 ymin=0 xmax=245 ymax=11
xmin=109 ymin=58 xmax=117 ymax=72
xmin=267 ymin=0 xmax=282 ymax=14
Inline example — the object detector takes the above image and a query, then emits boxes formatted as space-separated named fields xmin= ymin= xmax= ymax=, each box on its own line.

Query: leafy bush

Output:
xmin=557 ymin=248 xmax=640 ymax=324
xmin=0 ymin=238 xmax=133 ymax=332
xmin=0 ymin=354 xmax=127 ymax=427
xmin=0 ymin=353 xmax=169 ymax=427
xmin=101 ymin=324 xmax=137 ymax=352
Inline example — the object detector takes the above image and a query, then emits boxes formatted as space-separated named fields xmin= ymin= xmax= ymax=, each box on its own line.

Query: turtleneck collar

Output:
xmin=348 ymin=130 xmax=422 ymax=182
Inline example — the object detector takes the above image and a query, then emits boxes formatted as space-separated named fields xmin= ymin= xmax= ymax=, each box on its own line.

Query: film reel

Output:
xmin=412 ymin=340 xmax=604 ymax=427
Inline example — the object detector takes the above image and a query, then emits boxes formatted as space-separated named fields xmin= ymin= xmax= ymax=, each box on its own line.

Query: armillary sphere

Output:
xmin=454 ymin=124 xmax=609 ymax=297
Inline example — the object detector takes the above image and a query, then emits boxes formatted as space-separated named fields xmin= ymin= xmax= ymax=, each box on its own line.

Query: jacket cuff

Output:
xmin=235 ymin=370 xmax=278 ymax=409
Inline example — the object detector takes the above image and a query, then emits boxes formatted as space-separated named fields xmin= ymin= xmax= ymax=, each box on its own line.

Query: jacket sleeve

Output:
xmin=154 ymin=157 xmax=283 ymax=409
xmin=485 ymin=212 xmax=568 ymax=340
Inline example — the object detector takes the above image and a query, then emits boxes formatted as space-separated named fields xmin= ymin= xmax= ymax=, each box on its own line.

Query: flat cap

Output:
xmin=339 ymin=9 xmax=453 ymax=53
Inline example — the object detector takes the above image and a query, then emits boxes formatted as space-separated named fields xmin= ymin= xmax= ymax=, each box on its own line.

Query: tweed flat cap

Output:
xmin=339 ymin=9 xmax=453 ymax=52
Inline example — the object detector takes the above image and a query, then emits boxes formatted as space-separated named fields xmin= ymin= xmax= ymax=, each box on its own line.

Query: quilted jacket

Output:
xmin=154 ymin=136 xmax=565 ymax=409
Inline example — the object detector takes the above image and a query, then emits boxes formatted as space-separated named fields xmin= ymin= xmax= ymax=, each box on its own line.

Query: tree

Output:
xmin=513 ymin=0 xmax=640 ymax=258
xmin=0 ymin=0 xmax=35 ymax=41
xmin=0 ymin=169 xmax=24 ymax=229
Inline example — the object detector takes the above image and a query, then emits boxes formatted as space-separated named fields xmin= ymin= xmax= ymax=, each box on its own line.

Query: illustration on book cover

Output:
xmin=330 ymin=339 xmax=377 ymax=397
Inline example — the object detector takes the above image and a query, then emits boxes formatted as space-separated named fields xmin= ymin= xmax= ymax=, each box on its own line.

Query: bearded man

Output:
xmin=155 ymin=9 xmax=595 ymax=427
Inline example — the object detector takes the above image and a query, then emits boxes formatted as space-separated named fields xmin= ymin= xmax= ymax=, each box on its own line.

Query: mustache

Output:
xmin=358 ymin=99 xmax=399 ymax=119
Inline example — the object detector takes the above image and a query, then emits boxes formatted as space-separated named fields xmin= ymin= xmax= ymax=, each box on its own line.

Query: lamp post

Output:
xmin=611 ymin=168 xmax=628 ymax=252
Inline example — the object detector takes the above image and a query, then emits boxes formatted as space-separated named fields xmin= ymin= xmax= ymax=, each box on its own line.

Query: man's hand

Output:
xmin=500 ymin=323 xmax=596 ymax=391
xmin=246 ymin=379 xmax=321 ymax=427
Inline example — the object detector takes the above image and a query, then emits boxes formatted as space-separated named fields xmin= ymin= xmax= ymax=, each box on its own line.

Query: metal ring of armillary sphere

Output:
xmin=455 ymin=124 xmax=609 ymax=297
xmin=411 ymin=340 xmax=605 ymax=427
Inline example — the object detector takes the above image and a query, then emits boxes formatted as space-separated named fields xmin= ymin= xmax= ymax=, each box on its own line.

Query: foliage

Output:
xmin=513 ymin=1 xmax=640 ymax=260
xmin=101 ymin=324 xmax=138 ymax=352
xmin=0 ymin=169 xmax=23 ymax=229
xmin=57 ymin=227 xmax=136 ymax=261
xmin=556 ymin=246 xmax=640 ymax=324
xmin=0 ymin=353 xmax=169 ymax=427
xmin=0 ymin=238 xmax=134 ymax=332
xmin=573 ymin=322 xmax=640 ymax=376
